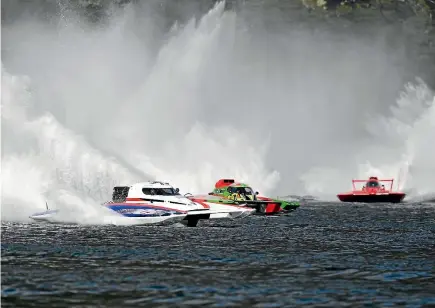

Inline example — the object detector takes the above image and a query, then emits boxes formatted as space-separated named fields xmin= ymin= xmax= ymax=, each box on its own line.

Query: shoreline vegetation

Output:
xmin=2 ymin=1 xmax=433 ymax=27
xmin=303 ymin=0 xmax=433 ymax=19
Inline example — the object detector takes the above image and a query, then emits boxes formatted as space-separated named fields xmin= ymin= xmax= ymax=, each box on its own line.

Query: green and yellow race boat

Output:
xmin=186 ymin=179 xmax=300 ymax=215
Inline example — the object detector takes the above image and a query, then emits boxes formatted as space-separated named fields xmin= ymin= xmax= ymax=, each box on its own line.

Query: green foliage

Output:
xmin=301 ymin=0 xmax=433 ymax=20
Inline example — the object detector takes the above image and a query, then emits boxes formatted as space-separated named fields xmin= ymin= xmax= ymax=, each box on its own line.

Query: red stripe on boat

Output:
xmin=265 ymin=203 xmax=281 ymax=214
xmin=193 ymin=199 xmax=210 ymax=209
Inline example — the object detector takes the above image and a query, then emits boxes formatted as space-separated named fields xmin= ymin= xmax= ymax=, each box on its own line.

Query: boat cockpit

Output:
xmin=142 ymin=187 xmax=180 ymax=196
xmin=227 ymin=186 xmax=258 ymax=201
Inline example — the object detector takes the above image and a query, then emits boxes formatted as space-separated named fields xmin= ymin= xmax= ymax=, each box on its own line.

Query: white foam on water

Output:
xmin=1 ymin=67 xmax=141 ymax=223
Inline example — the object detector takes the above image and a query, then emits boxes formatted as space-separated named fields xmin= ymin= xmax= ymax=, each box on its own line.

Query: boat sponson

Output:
xmin=337 ymin=193 xmax=405 ymax=203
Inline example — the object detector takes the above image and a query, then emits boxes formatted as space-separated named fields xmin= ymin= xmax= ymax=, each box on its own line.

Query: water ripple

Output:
xmin=2 ymin=203 xmax=435 ymax=307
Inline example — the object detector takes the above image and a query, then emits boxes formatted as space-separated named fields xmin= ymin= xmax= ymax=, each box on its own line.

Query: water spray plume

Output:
xmin=2 ymin=0 xmax=434 ymax=223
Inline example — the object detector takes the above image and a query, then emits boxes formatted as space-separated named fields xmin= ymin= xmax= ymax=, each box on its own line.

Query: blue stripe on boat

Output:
xmin=106 ymin=204 xmax=185 ymax=217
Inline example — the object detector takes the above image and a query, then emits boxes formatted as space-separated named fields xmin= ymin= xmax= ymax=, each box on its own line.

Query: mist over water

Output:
xmin=2 ymin=0 xmax=434 ymax=222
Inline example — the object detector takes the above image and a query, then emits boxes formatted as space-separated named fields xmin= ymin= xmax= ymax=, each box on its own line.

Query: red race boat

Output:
xmin=337 ymin=176 xmax=406 ymax=203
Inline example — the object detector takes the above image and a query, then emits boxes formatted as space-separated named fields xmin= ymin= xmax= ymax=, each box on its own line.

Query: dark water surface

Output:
xmin=2 ymin=203 xmax=435 ymax=307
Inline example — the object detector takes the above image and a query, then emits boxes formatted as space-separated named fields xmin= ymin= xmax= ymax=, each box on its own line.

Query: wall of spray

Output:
xmin=2 ymin=0 xmax=434 ymax=222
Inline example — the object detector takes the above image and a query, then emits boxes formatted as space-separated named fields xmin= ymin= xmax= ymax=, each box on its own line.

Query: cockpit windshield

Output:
xmin=142 ymin=188 xmax=180 ymax=196
xmin=366 ymin=181 xmax=380 ymax=188
xmin=227 ymin=186 xmax=254 ymax=195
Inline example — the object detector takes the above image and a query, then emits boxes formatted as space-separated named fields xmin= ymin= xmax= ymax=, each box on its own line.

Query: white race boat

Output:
xmin=29 ymin=181 xmax=254 ymax=227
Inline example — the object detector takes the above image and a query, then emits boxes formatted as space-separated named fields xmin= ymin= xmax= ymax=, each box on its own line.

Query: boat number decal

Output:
xmin=117 ymin=208 xmax=170 ymax=215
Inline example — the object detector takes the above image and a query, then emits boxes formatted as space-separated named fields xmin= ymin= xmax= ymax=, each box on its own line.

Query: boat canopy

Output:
xmin=227 ymin=186 xmax=255 ymax=195
xmin=142 ymin=187 xmax=180 ymax=196
xmin=366 ymin=180 xmax=380 ymax=187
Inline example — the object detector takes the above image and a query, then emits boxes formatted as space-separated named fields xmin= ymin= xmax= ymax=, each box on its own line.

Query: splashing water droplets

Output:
xmin=302 ymin=78 xmax=435 ymax=201
xmin=2 ymin=1 xmax=435 ymax=224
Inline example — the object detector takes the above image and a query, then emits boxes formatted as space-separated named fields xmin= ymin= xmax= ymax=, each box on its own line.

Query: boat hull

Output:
xmin=337 ymin=193 xmax=406 ymax=203
xmin=107 ymin=202 xmax=214 ymax=227
xmin=29 ymin=209 xmax=187 ymax=226
xmin=29 ymin=201 xmax=247 ymax=227
xmin=191 ymin=198 xmax=255 ymax=219
xmin=188 ymin=195 xmax=287 ymax=215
